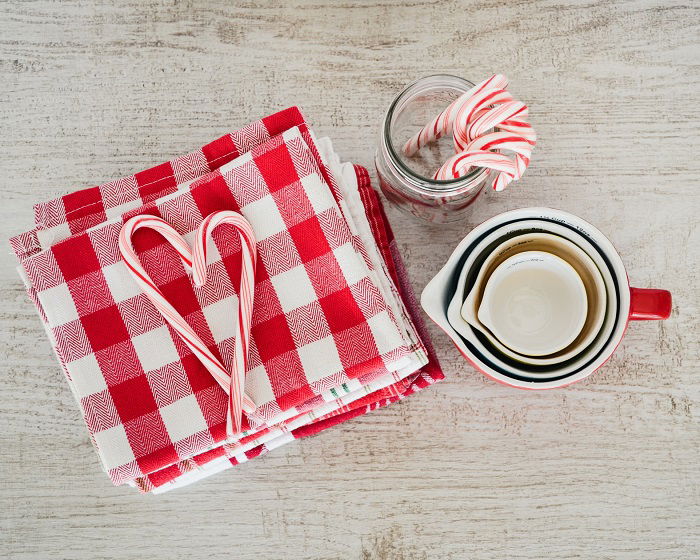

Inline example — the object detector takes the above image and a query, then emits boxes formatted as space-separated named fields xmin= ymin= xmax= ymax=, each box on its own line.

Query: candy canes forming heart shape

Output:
xmin=119 ymin=211 xmax=257 ymax=436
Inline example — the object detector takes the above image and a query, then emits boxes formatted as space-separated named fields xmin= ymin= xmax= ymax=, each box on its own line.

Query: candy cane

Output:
xmin=452 ymin=89 xmax=516 ymax=151
xmin=455 ymin=99 xmax=527 ymax=151
xmin=436 ymin=131 xmax=535 ymax=190
xmin=405 ymin=74 xmax=535 ymax=191
xmin=192 ymin=210 xmax=257 ymax=437
xmin=453 ymin=100 xmax=534 ymax=190
xmin=434 ymin=150 xmax=517 ymax=183
xmin=119 ymin=212 xmax=257 ymax=436
xmin=498 ymin=118 xmax=536 ymax=143
xmin=402 ymin=74 xmax=509 ymax=156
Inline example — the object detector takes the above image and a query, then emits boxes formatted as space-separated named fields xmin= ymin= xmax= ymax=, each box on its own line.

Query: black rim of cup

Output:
xmin=448 ymin=216 xmax=622 ymax=383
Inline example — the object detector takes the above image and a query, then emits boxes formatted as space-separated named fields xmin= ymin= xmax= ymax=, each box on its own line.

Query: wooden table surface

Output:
xmin=2 ymin=1 xmax=698 ymax=558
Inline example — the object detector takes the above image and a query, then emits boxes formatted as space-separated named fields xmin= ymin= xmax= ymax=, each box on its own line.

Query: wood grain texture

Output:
xmin=1 ymin=1 xmax=698 ymax=558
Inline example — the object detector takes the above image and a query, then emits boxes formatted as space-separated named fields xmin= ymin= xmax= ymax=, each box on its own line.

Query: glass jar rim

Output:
xmin=382 ymin=74 xmax=489 ymax=194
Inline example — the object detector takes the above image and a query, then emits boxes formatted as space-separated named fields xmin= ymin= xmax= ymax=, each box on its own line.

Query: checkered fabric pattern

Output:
xmin=14 ymin=108 xmax=306 ymax=260
xmin=11 ymin=108 xmax=443 ymax=492
xmin=135 ymin=166 xmax=444 ymax=493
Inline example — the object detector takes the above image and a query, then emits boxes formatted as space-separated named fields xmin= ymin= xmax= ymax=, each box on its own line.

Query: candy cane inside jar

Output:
xmin=375 ymin=74 xmax=535 ymax=223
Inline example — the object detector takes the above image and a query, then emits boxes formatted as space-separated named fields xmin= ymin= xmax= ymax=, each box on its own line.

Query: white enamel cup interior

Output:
xmin=477 ymin=251 xmax=589 ymax=356
xmin=456 ymin=231 xmax=608 ymax=366
xmin=422 ymin=208 xmax=627 ymax=389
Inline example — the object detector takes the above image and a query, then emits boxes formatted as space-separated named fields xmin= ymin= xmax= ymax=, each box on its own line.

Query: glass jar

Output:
xmin=375 ymin=74 xmax=493 ymax=223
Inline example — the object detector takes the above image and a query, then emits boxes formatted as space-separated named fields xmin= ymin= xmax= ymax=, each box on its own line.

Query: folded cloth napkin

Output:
xmin=10 ymin=107 xmax=443 ymax=492
xmin=138 ymin=166 xmax=444 ymax=494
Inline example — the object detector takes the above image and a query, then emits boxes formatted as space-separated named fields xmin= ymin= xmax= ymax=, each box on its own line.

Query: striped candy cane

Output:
xmin=119 ymin=211 xmax=257 ymax=436
xmin=404 ymin=74 xmax=536 ymax=191
xmin=451 ymin=89 xmax=516 ymax=151
xmin=454 ymin=99 xmax=526 ymax=151
xmin=435 ymin=131 xmax=535 ymax=190
xmin=192 ymin=210 xmax=257 ymax=437
xmin=433 ymin=150 xmax=517 ymax=183
xmin=402 ymin=74 xmax=509 ymax=156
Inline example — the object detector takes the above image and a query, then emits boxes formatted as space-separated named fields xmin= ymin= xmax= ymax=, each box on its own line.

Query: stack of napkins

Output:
xmin=10 ymin=107 xmax=442 ymax=493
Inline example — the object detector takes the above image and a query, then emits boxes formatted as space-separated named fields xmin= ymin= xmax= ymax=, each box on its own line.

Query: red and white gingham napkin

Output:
xmin=11 ymin=108 xmax=443 ymax=492
xmin=136 ymin=164 xmax=445 ymax=493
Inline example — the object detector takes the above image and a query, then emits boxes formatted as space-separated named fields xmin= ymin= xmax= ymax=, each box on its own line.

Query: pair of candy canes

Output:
xmin=119 ymin=211 xmax=256 ymax=436
xmin=403 ymin=74 xmax=536 ymax=190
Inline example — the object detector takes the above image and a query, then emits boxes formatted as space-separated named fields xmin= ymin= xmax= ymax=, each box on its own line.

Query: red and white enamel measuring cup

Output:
xmin=421 ymin=208 xmax=672 ymax=389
